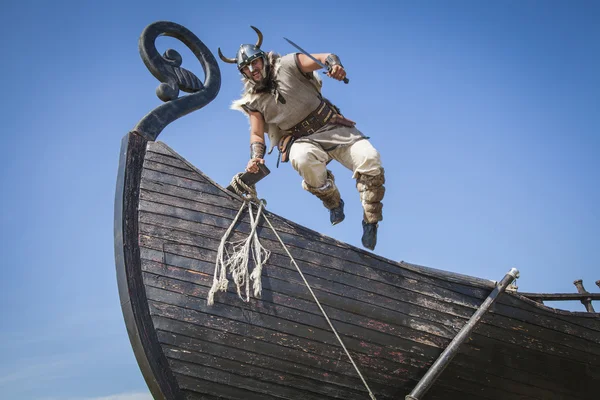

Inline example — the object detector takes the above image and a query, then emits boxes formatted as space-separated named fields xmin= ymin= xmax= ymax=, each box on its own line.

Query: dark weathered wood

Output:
xmin=118 ymin=137 xmax=600 ymax=400
xmin=147 ymin=141 xmax=182 ymax=157
xmin=114 ymin=132 xmax=184 ymax=400
xmin=573 ymin=280 xmax=597 ymax=313
xmin=157 ymin=329 xmax=390 ymax=394
xmin=146 ymin=150 xmax=197 ymax=171
xmin=180 ymin=389 xmax=222 ymax=400
xmin=141 ymin=180 xmax=233 ymax=209
xmin=134 ymin=21 xmax=220 ymax=140
xmin=136 ymin=220 xmax=600 ymax=355
xmin=163 ymin=344 xmax=371 ymax=400
xmin=140 ymin=259 xmax=594 ymax=397
xmin=176 ymin=376 xmax=281 ymax=400
xmin=136 ymin=186 xmax=600 ymax=336
xmin=152 ymin=301 xmax=593 ymax=400
xmin=519 ymin=293 xmax=600 ymax=301
xmin=141 ymin=169 xmax=231 ymax=198
xmin=137 ymin=241 xmax=600 ymax=391
xmin=144 ymin=159 xmax=216 ymax=185
xmin=138 ymin=166 xmax=496 ymax=289
xmin=141 ymin=266 xmax=595 ymax=396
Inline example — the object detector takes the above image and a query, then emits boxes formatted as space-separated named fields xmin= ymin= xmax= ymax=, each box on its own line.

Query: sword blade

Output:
xmin=283 ymin=37 xmax=329 ymax=70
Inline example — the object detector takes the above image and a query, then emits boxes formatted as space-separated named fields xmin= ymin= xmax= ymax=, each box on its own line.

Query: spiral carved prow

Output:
xmin=134 ymin=21 xmax=221 ymax=141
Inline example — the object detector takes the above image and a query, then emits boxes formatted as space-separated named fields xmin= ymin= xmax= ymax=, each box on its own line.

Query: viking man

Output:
xmin=219 ymin=26 xmax=385 ymax=250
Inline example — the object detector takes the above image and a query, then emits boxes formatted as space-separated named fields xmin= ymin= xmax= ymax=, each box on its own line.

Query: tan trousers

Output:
xmin=289 ymin=139 xmax=382 ymax=188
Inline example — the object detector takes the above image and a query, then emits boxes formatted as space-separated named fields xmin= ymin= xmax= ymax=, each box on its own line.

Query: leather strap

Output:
xmin=276 ymin=135 xmax=296 ymax=166
xmin=289 ymin=100 xmax=335 ymax=137
xmin=250 ymin=142 xmax=266 ymax=159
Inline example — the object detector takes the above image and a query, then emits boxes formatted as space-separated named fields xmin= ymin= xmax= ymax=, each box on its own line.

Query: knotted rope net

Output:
xmin=207 ymin=173 xmax=271 ymax=305
xmin=207 ymin=172 xmax=377 ymax=399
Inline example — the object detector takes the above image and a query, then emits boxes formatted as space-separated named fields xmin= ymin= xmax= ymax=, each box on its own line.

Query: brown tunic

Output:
xmin=240 ymin=53 xmax=366 ymax=152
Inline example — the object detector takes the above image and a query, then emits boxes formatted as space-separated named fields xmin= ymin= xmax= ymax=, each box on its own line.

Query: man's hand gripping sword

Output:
xmin=284 ymin=37 xmax=349 ymax=84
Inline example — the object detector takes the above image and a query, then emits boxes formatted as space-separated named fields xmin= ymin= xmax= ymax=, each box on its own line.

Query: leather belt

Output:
xmin=289 ymin=100 xmax=335 ymax=137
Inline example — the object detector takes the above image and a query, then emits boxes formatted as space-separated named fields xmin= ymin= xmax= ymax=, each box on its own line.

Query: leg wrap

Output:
xmin=356 ymin=168 xmax=385 ymax=223
xmin=302 ymin=170 xmax=341 ymax=210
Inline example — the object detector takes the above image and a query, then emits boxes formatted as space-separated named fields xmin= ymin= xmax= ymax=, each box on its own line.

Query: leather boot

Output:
xmin=361 ymin=220 xmax=378 ymax=250
xmin=356 ymin=168 xmax=385 ymax=250
xmin=330 ymin=199 xmax=345 ymax=225
xmin=302 ymin=170 xmax=345 ymax=226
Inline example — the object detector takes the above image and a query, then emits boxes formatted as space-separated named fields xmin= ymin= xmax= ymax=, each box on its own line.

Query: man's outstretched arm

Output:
xmin=296 ymin=53 xmax=347 ymax=81
xmin=247 ymin=111 xmax=266 ymax=173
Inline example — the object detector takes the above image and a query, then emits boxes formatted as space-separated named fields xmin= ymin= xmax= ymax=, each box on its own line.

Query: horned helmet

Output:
xmin=218 ymin=26 xmax=269 ymax=83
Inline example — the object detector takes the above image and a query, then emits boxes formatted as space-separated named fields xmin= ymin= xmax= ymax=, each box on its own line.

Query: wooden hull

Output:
xmin=115 ymin=132 xmax=600 ymax=400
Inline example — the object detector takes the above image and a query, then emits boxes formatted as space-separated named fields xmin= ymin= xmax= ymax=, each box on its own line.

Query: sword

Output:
xmin=284 ymin=37 xmax=349 ymax=84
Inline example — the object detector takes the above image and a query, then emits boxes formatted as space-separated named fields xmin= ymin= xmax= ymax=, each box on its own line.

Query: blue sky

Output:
xmin=1 ymin=0 xmax=598 ymax=399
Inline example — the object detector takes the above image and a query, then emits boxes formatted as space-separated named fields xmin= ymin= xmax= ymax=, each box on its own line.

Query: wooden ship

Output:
xmin=114 ymin=22 xmax=600 ymax=400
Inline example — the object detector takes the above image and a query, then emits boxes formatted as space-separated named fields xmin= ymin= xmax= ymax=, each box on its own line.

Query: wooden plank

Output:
xmin=148 ymin=141 xmax=183 ymax=157
xmin=162 ymin=343 xmax=372 ymax=400
xmin=136 ymin=195 xmax=600 ymax=336
xmin=137 ymin=222 xmax=600 ymax=354
xmin=116 ymin=132 xmax=184 ymax=400
xmin=141 ymin=258 xmax=596 ymax=397
xmin=143 ymin=255 xmax=600 ymax=373
xmin=143 ymin=269 xmax=594 ymax=398
xmin=140 ymin=249 xmax=599 ymax=391
xmin=148 ymin=295 xmax=433 ymax=373
xmin=153 ymin=306 xmax=494 ymax=399
xmin=137 ymin=218 xmax=482 ymax=317
xmin=142 ymin=260 xmax=452 ymax=347
xmin=137 ymin=203 xmax=489 ymax=306
xmin=155 ymin=319 xmax=401 ymax=394
xmin=150 ymin=312 xmax=414 ymax=386
xmin=175 ymin=370 xmax=283 ymax=400
xmin=135 ymin=142 xmax=597 ymax=398
xmin=143 ymin=272 xmax=448 ymax=364
xmin=141 ymin=256 xmax=458 ymax=341
xmin=146 ymin=141 xmax=600 ymax=316
xmin=519 ymin=292 xmax=600 ymax=301
xmin=146 ymin=150 xmax=198 ymax=172
xmin=148 ymin=141 xmax=235 ymax=200
xmin=151 ymin=299 xmax=591 ymax=399
xmin=141 ymin=169 xmax=231 ymax=198
xmin=138 ymin=175 xmax=496 ymax=291
xmin=145 ymin=283 xmax=436 ymax=366
xmin=159 ymin=316 xmax=581 ymax=400
xmin=169 ymin=357 xmax=353 ymax=400
xmin=148 ymin=282 xmax=590 ymax=400
xmin=180 ymin=390 xmax=222 ymax=400
xmin=497 ymin=294 xmax=600 ymax=333
xmin=142 ymin=181 xmax=239 ymax=210
xmin=164 ymin=338 xmax=549 ymax=400
xmin=137 ymin=141 xmax=600 ymax=399
xmin=145 ymin=159 xmax=212 ymax=184
xmin=140 ymin=192 xmax=241 ymax=221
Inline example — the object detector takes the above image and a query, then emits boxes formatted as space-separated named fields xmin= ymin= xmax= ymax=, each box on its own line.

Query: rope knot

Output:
xmin=230 ymin=173 xmax=258 ymax=202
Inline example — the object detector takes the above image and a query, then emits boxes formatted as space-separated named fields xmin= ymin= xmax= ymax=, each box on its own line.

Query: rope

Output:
xmin=207 ymin=174 xmax=270 ymax=305
xmin=262 ymin=214 xmax=378 ymax=400
xmin=228 ymin=172 xmax=258 ymax=201
xmin=212 ymin=173 xmax=377 ymax=399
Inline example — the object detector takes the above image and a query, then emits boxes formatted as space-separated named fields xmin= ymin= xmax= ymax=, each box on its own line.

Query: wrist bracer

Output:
xmin=250 ymin=142 xmax=266 ymax=159
xmin=325 ymin=54 xmax=343 ymax=69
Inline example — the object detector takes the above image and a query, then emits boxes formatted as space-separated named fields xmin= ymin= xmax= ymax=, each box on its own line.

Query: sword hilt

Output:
xmin=322 ymin=70 xmax=349 ymax=84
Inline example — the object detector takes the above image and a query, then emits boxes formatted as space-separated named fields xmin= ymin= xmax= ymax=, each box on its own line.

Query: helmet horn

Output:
xmin=251 ymin=26 xmax=263 ymax=48
xmin=218 ymin=48 xmax=236 ymax=64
